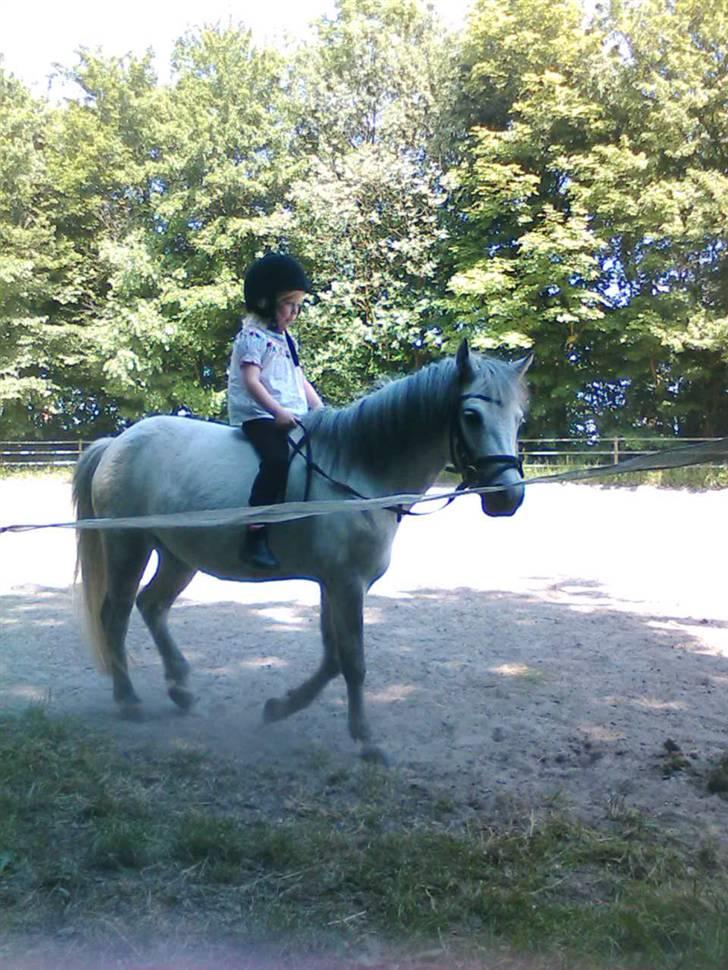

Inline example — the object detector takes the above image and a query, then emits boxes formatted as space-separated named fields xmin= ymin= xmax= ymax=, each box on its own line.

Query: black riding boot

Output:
xmin=242 ymin=526 xmax=279 ymax=569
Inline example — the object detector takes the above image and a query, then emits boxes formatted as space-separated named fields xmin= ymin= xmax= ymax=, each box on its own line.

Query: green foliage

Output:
xmin=0 ymin=0 xmax=726 ymax=439
xmin=0 ymin=71 xmax=65 ymax=434
xmin=448 ymin=0 xmax=728 ymax=435
xmin=286 ymin=0 xmax=454 ymax=400
xmin=290 ymin=145 xmax=448 ymax=400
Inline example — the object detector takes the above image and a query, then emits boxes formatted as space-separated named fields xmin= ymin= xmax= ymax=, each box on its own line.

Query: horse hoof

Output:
xmin=263 ymin=697 xmax=287 ymax=723
xmin=361 ymin=743 xmax=389 ymax=766
xmin=168 ymin=685 xmax=195 ymax=712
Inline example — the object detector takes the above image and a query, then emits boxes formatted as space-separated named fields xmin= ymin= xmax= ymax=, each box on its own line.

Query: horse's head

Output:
xmin=452 ymin=340 xmax=532 ymax=517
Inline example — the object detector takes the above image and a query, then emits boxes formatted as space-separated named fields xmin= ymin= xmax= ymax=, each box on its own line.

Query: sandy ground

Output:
xmin=2 ymin=477 xmax=728 ymax=849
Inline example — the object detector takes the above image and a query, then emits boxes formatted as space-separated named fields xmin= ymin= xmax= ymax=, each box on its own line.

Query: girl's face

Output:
xmin=274 ymin=290 xmax=306 ymax=330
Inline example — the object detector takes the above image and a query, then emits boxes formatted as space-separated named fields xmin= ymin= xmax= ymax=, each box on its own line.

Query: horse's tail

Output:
xmin=72 ymin=439 xmax=113 ymax=674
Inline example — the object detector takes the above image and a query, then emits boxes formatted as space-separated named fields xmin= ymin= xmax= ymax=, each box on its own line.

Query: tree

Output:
xmin=3 ymin=0 xmax=725 ymax=440
xmin=0 ymin=68 xmax=71 ymax=436
xmin=284 ymin=0 xmax=454 ymax=401
xmin=447 ymin=0 xmax=728 ymax=435
xmin=446 ymin=0 xmax=612 ymax=433
xmin=579 ymin=0 xmax=728 ymax=434
xmin=40 ymin=50 xmax=166 ymax=432
xmin=133 ymin=26 xmax=297 ymax=419
xmin=289 ymin=146 xmax=447 ymax=401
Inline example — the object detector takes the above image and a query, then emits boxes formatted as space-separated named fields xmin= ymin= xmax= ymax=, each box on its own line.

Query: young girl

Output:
xmin=228 ymin=253 xmax=323 ymax=568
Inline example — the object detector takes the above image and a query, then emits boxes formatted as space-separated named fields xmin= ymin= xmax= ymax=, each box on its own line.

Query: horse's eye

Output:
xmin=462 ymin=408 xmax=480 ymax=424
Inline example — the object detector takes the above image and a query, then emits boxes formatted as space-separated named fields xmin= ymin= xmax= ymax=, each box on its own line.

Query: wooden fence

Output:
xmin=0 ymin=441 xmax=88 ymax=467
xmin=0 ymin=437 xmax=722 ymax=468
xmin=519 ymin=437 xmax=722 ymax=466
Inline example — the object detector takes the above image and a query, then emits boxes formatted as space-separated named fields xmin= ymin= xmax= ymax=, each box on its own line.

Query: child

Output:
xmin=228 ymin=253 xmax=323 ymax=569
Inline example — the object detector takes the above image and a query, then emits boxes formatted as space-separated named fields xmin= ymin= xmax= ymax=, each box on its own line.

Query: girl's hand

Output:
xmin=274 ymin=409 xmax=298 ymax=430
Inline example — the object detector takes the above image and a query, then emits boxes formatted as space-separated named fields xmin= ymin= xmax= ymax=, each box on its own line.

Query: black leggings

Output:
xmin=243 ymin=419 xmax=290 ymax=507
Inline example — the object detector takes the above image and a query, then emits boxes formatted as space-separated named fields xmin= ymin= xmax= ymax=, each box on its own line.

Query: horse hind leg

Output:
xmin=263 ymin=584 xmax=341 ymax=723
xmin=100 ymin=531 xmax=153 ymax=716
xmin=136 ymin=544 xmax=196 ymax=711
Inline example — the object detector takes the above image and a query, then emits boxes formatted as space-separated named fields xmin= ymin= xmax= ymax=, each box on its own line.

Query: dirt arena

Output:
xmin=2 ymin=477 xmax=728 ymax=847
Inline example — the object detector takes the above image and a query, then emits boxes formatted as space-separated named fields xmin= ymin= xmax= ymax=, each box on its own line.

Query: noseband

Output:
xmin=450 ymin=393 xmax=524 ymax=487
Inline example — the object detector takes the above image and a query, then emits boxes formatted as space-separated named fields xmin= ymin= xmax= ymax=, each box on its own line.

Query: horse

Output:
xmin=72 ymin=340 xmax=532 ymax=762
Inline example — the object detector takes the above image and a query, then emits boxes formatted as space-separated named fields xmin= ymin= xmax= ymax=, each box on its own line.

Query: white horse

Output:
xmin=73 ymin=341 xmax=532 ymax=762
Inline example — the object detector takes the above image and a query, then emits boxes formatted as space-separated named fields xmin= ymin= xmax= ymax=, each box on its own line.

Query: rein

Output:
xmin=288 ymin=391 xmax=524 ymax=520
xmin=287 ymin=426 xmax=423 ymax=521
xmin=288 ymin=424 xmax=369 ymax=505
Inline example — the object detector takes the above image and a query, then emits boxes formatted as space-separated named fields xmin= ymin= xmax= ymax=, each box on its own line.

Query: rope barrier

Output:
xmin=1 ymin=436 xmax=726 ymax=536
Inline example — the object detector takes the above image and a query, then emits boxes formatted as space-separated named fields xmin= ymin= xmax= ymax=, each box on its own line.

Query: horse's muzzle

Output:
xmin=480 ymin=479 xmax=525 ymax=517
xmin=470 ymin=455 xmax=525 ymax=517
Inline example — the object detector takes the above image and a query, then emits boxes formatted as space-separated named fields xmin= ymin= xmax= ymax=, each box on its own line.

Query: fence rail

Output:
xmin=0 ymin=437 xmax=724 ymax=468
xmin=0 ymin=441 xmax=87 ymax=466
xmin=519 ymin=436 xmax=723 ymax=466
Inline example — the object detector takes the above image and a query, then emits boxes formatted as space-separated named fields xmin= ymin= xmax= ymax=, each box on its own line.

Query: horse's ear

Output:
xmin=456 ymin=339 xmax=475 ymax=382
xmin=512 ymin=352 xmax=534 ymax=376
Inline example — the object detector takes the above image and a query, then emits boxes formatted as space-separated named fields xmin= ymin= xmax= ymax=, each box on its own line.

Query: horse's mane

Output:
xmin=304 ymin=353 xmax=526 ymax=471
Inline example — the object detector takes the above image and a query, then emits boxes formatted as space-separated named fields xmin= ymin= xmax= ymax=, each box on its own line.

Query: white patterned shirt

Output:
xmin=227 ymin=315 xmax=308 ymax=425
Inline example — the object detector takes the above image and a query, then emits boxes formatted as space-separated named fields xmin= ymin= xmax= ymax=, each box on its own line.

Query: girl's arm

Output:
xmin=304 ymin=378 xmax=323 ymax=410
xmin=242 ymin=363 xmax=298 ymax=429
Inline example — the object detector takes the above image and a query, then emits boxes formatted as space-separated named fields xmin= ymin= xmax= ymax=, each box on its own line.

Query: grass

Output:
xmin=524 ymin=462 xmax=728 ymax=491
xmin=2 ymin=709 xmax=728 ymax=968
xmin=0 ymin=464 xmax=72 ymax=481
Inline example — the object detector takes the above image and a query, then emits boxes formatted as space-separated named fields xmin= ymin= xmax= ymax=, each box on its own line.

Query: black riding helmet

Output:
xmin=243 ymin=253 xmax=312 ymax=321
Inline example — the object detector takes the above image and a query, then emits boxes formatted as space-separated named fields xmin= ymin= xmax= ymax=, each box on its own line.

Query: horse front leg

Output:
xmin=329 ymin=583 xmax=386 ymax=764
xmin=263 ymin=584 xmax=341 ymax=722
xmin=263 ymin=581 xmax=385 ymax=764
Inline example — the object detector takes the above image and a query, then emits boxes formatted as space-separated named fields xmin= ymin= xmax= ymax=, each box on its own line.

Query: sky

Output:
xmin=0 ymin=0 xmax=472 ymax=97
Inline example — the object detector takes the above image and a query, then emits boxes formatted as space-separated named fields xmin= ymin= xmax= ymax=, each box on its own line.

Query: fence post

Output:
xmin=613 ymin=437 xmax=619 ymax=464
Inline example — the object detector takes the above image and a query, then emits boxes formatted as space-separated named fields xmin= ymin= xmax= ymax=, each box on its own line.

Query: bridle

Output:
xmin=449 ymin=392 xmax=524 ymax=488
xmin=287 ymin=392 xmax=524 ymax=516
